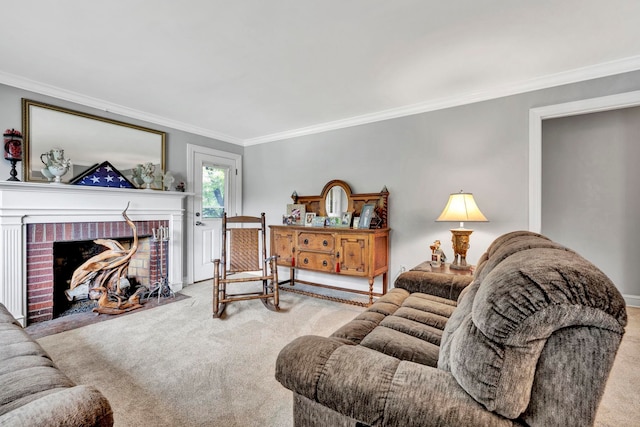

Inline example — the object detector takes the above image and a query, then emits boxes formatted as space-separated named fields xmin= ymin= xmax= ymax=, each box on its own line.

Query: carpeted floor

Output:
xmin=35 ymin=280 xmax=639 ymax=426
xmin=596 ymin=304 xmax=640 ymax=426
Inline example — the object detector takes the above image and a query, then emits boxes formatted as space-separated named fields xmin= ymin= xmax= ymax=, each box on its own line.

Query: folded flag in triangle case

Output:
xmin=70 ymin=161 xmax=135 ymax=188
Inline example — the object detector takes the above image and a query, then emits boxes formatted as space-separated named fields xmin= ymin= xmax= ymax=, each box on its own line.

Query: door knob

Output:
xmin=195 ymin=221 xmax=204 ymax=226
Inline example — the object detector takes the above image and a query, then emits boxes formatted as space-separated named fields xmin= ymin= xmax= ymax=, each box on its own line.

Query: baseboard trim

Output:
xmin=623 ymin=294 xmax=640 ymax=307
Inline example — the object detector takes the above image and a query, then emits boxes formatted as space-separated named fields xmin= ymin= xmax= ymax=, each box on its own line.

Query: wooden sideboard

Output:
xmin=270 ymin=180 xmax=390 ymax=306
xmin=270 ymin=226 xmax=389 ymax=305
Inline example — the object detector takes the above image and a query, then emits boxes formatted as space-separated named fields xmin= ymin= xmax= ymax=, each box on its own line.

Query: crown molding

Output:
xmin=3 ymin=55 xmax=640 ymax=148
xmin=244 ymin=55 xmax=640 ymax=146
xmin=0 ymin=71 xmax=243 ymax=145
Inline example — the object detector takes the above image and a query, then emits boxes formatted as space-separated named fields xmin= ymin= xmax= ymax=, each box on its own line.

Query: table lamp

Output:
xmin=436 ymin=191 xmax=488 ymax=270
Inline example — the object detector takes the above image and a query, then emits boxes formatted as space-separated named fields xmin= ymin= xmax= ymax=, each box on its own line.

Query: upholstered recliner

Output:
xmin=275 ymin=231 xmax=627 ymax=426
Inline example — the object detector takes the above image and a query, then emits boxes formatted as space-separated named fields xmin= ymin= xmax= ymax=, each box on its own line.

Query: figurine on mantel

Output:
xmin=140 ymin=162 xmax=156 ymax=189
xmin=130 ymin=164 xmax=144 ymax=188
xmin=40 ymin=148 xmax=71 ymax=183
xmin=131 ymin=162 xmax=157 ymax=189
xmin=162 ymin=171 xmax=175 ymax=191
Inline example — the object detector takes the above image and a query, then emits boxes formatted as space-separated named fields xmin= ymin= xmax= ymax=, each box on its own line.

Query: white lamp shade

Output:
xmin=436 ymin=192 xmax=488 ymax=223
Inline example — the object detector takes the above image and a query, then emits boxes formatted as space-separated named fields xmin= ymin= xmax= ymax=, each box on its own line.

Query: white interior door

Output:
xmin=190 ymin=147 xmax=241 ymax=283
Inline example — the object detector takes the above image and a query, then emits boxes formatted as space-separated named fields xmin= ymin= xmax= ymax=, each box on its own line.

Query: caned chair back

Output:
xmin=221 ymin=214 xmax=268 ymax=277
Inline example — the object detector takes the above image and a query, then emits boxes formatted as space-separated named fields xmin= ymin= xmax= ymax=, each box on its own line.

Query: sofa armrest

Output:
xmin=394 ymin=270 xmax=473 ymax=301
xmin=276 ymin=335 xmax=511 ymax=427
xmin=0 ymin=385 xmax=113 ymax=427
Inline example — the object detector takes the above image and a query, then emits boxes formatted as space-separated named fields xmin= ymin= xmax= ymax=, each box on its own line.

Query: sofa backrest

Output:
xmin=438 ymin=232 xmax=627 ymax=424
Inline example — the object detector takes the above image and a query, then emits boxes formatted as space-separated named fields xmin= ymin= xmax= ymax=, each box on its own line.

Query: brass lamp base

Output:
xmin=449 ymin=228 xmax=473 ymax=270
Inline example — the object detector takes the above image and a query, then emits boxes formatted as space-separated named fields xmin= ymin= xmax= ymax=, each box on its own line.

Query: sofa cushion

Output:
xmin=395 ymin=270 xmax=471 ymax=301
xmin=330 ymin=288 xmax=407 ymax=344
xmin=360 ymin=326 xmax=440 ymax=366
xmin=351 ymin=292 xmax=456 ymax=367
xmin=331 ymin=287 xmax=459 ymax=367
xmin=440 ymin=247 xmax=627 ymax=419
xmin=0 ymin=327 xmax=50 ymax=361
xmin=0 ymin=366 xmax=76 ymax=416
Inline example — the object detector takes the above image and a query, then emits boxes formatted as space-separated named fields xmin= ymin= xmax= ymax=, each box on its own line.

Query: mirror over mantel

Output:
xmin=22 ymin=99 xmax=166 ymax=183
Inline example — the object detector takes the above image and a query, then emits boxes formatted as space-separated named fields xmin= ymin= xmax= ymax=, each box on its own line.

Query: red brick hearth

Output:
xmin=26 ymin=220 xmax=168 ymax=324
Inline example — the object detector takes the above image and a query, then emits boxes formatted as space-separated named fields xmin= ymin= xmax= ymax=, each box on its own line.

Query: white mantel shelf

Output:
xmin=0 ymin=181 xmax=191 ymax=325
xmin=0 ymin=181 xmax=192 ymax=221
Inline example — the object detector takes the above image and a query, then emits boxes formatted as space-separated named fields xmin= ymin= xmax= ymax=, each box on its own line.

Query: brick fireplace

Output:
xmin=26 ymin=219 xmax=168 ymax=323
xmin=0 ymin=181 xmax=188 ymax=326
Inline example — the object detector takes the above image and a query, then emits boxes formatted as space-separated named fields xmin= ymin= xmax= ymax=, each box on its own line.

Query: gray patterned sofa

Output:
xmin=276 ymin=231 xmax=627 ymax=426
xmin=0 ymin=303 xmax=113 ymax=426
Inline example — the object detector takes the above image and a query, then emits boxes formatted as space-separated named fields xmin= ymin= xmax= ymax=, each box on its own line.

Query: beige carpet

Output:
xmin=596 ymin=304 xmax=640 ymax=426
xmin=36 ymin=281 xmax=639 ymax=426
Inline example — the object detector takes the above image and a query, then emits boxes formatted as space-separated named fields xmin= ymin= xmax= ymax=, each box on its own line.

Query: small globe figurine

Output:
xmin=140 ymin=162 xmax=156 ymax=189
xmin=142 ymin=173 xmax=155 ymax=189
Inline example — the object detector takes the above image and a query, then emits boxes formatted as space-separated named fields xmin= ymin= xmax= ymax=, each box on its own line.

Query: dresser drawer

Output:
xmin=297 ymin=251 xmax=335 ymax=273
xmin=298 ymin=232 xmax=334 ymax=251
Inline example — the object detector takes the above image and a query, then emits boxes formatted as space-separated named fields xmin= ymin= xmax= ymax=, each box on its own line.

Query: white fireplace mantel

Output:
xmin=0 ymin=181 xmax=189 ymax=325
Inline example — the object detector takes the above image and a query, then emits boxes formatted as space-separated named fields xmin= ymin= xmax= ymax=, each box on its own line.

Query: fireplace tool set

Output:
xmin=147 ymin=225 xmax=174 ymax=302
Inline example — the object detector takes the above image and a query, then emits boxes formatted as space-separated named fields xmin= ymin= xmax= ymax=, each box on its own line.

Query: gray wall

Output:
xmin=243 ymin=70 xmax=640 ymax=299
xmin=542 ymin=106 xmax=640 ymax=301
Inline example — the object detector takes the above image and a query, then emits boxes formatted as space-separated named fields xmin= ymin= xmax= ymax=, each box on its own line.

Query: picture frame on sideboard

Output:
xmin=312 ymin=216 xmax=326 ymax=227
xmin=287 ymin=203 xmax=306 ymax=226
xmin=358 ymin=204 xmax=375 ymax=229
xmin=304 ymin=212 xmax=316 ymax=226
xmin=340 ymin=211 xmax=352 ymax=227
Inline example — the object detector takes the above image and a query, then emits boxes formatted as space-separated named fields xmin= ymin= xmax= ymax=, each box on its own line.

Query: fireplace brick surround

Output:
xmin=0 ymin=181 xmax=188 ymax=326
xmin=27 ymin=220 xmax=167 ymax=323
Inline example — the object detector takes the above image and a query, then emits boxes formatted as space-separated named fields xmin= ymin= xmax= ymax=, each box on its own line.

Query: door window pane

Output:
xmin=202 ymin=165 xmax=227 ymax=218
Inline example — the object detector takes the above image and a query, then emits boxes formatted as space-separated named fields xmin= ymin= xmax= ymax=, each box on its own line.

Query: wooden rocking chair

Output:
xmin=213 ymin=212 xmax=279 ymax=318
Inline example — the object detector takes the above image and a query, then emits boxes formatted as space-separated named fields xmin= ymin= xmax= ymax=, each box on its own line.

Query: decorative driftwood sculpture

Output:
xmin=68 ymin=203 xmax=144 ymax=315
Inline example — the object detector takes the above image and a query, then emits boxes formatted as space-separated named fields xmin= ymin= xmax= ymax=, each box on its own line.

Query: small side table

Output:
xmin=394 ymin=262 xmax=474 ymax=302
xmin=411 ymin=261 xmax=474 ymax=276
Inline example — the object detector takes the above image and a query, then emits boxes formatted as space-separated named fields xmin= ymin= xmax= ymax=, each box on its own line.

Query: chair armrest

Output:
xmin=0 ymin=385 xmax=113 ymax=426
xmin=394 ymin=270 xmax=473 ymax=301
xmin=276 ymin=335 xmax=511 ymax=426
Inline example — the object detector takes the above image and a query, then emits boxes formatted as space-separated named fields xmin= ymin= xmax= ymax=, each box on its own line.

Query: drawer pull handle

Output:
xmin=322 ymin=260 xmax=328 ymax=267
xmin=303 ymin=258 xmax=309 ymax=264
xmin=303 ymin=238 xmax=309 ymax=245
xmin=322 ymin=240 xmax=328 ymax=246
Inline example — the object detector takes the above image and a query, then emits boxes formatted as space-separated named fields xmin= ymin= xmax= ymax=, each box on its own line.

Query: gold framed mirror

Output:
xmin=22 ymin=99 xmax=166 ymax=183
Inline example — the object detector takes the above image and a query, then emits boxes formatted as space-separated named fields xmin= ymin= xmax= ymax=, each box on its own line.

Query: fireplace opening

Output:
xmin=52 ymin=235 xmax=152 ymax=319
xmin=26 ymin=219 xmax=169 ymax=324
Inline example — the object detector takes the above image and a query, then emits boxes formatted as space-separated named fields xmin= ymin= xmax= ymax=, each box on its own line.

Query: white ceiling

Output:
xmin=2 ymin=1 xmax=640 ymax=146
